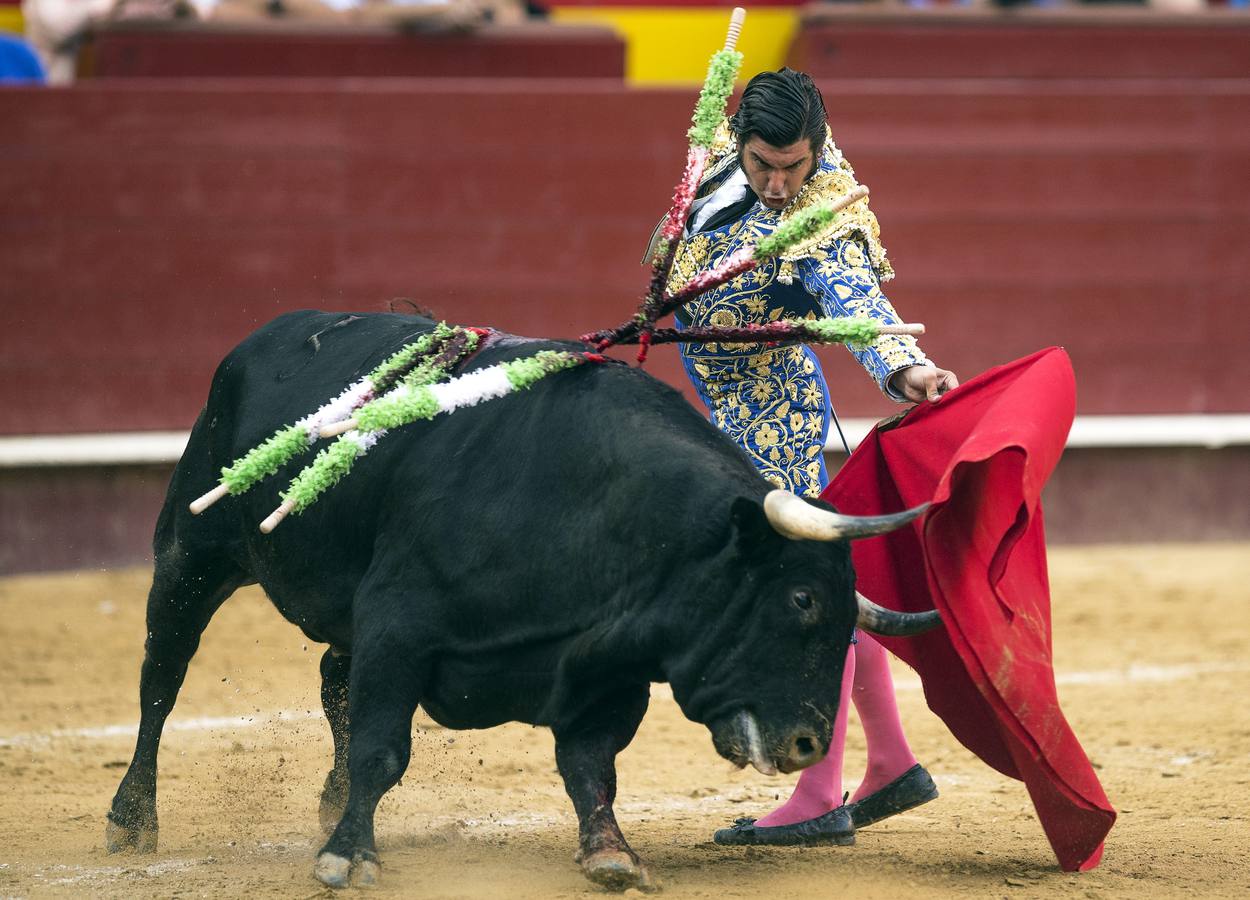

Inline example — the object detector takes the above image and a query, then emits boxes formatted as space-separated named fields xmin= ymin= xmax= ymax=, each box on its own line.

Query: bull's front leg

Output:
xmin=554 ymin=686 xmax=656 ymax=893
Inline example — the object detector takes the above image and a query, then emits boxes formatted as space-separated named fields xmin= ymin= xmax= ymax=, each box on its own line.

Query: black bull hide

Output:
xmin=105 ymin=310 xmax=880 ymax=891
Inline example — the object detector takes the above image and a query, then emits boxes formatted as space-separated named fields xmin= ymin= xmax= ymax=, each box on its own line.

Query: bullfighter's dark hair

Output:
xmin=729 ymin=68 xmax=827 ymax=155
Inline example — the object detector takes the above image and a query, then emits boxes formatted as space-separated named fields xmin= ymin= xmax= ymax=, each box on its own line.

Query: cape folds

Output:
xmin=825 ymin=347 xmax=1116 ymax=871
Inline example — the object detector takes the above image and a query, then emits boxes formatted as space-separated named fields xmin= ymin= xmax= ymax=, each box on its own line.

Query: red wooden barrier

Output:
xmin=86 ymin=21 xmax=625 ymax=79
xmin=2 ymin=78 xmax=1248 ymax=438
xmin=790 ymin=7 xmax=1250 ymax=79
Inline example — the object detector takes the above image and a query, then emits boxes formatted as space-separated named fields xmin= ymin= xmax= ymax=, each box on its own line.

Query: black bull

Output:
xmin=104 ymin=311 xmax=931 ymax=891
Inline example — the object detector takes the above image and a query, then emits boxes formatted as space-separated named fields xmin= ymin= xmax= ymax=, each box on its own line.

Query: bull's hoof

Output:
xmin=580 ymin=849 xmax=658 ymax=893
xmin=314 ymin=851 xmax=381 ymax=889
xmin=314 ymin=852 xmax=353 ymax=888
xmin=354 ymin=857 xmax=381 ymax=888
xmin=105 ymin=817 xmax=157 ymax=854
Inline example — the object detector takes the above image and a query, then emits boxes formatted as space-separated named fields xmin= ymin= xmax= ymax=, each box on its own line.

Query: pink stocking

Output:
xmin=753 ymin=644 xmax=855 ymax=827
xmin=848 ymin=632 xmax=917 ymax=803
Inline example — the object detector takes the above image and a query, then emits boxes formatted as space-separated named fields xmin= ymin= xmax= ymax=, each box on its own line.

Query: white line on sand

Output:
xmin=38 ymin=858 xmax=210 ymax=886
xmin=0 ymin=710 xmax=324 ymax=749
xmin=2 ymin=661 xmax=1246 ymax=749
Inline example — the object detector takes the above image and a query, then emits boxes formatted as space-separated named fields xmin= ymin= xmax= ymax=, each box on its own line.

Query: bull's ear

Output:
xmin=729 ymin=496 xmax=781 ymax=559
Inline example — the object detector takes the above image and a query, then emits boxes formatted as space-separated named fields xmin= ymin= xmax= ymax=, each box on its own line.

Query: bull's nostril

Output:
xmin=794 ymin=736 xmax=816 ymax=757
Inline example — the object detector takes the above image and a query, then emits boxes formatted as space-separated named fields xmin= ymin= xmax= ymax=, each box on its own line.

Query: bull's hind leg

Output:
xmin=106 ymin=550 xmax=246 ymax=854
xmin=555 ymin=686 xmax=655 ymax=893
xmin=314 ymin=625 xmax=423 ymax=889
xmin=318 ymin=648 xmax=352 ymax=834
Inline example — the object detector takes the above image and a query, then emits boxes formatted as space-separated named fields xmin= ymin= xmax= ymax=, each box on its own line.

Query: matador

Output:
xmin=656 ymin=68 xmax=958 ymax=846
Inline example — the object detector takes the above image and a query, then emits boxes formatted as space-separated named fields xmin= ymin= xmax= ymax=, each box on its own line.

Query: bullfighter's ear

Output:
xmin=729 ymin=496 xmax=781 ymax=557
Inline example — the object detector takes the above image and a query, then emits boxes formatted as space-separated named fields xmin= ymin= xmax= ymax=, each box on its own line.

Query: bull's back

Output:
xmin=157 ymin=307 xmax=763 ymax=668
xmin=208 ymin=311 xmax=439 ymax=459
xmin=159 ymin=311 xmax=438 ymax=552
xmin=163 ymin=310 xmax=571 ymax=558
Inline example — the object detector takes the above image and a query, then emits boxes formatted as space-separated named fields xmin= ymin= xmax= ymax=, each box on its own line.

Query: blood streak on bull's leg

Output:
xmin=554 ymin=686 xmax=657 ymax=892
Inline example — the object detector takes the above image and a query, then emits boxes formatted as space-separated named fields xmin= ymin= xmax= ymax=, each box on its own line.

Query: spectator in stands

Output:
xmin=208 ymin=0 xmax=343 ymax=23
xmin=207 ymin=0 xmax=519 ymax=28
xmin=350 ymin=0 xmax=537 ymax=28
xmin=22 ymin=0 xmax=530 ymax=83
xmin=0 ymin=31 xmax=47 ymax=82
xmin=22 ymin=0 xmax=115 ymax=83
xmin=348 ymin=0 xmax=489 ymax=29
xmin=24 ymin=0 xmax=201 ymax=83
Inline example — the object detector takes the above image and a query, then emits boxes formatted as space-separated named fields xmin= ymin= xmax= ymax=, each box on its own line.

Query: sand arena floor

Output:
xmin=1 ymin=543 xmax=1248 ymax=899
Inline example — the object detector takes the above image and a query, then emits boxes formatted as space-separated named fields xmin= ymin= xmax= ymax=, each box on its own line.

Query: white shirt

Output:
xmin=685 ymin=167 xmax=752 ymax=237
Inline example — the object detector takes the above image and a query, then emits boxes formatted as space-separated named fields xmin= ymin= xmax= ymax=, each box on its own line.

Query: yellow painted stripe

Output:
xmin=0 ymin=8 xmax=25 ymax=34
xmin=551 ymin=6 xmax=799 ymax=86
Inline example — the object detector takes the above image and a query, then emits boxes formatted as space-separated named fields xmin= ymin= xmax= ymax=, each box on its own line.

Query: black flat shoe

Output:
xmin=845 ymin=764 xmax=938 ymax=829
xmin=712 ymin=805 xmax=855 ymax=847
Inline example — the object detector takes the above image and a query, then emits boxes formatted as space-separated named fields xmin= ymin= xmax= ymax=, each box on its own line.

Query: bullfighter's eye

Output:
xmin=792 ymin=589 xmax=814 ymax=610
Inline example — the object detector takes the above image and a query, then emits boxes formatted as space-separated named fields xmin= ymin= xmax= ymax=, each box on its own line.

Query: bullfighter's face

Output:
xmin=739 ymin=136 xmax=819 ymax=211
xmin=662 ymin=497 xmax=859 ymax=775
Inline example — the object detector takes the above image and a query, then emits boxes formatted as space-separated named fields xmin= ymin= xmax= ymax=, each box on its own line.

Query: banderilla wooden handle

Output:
xmin=831 ymin=184 xmax=868 ymax=213
xmin=317 ymin=419 xmax=358 ymax=440
xmin=259 ymin=499 xmax=296 ymax=534
xmin=724 ymin=8 xmax=746 ymax=52
xmin=880 ymin=323 xmax=925 ymax=336
xmin=189 ymin=483 xmax=229 ymax=515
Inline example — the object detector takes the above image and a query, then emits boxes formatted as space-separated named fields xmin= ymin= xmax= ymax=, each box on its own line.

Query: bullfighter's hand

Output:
xmin=891 ymin=364 xmax=959 ymax=403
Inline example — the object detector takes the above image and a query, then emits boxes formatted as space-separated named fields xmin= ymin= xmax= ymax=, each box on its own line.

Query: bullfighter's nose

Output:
xmin=778 ymin=729 xmax=825 ymax=774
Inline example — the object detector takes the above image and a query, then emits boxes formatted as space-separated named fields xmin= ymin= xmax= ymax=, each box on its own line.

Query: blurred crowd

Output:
xmin=4 ymin=0 xmax=1247 ymax=85
xmin=11 ymin=0 xmax=536 ymax=83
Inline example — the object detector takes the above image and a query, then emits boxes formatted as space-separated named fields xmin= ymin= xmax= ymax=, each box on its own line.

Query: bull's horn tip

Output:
xmin=856 ymin=591 xmax=944 ymax=638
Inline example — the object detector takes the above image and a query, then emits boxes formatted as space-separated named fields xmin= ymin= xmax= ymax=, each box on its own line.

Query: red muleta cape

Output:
xmin=825 ymin=347 xmax=1115 ymax=871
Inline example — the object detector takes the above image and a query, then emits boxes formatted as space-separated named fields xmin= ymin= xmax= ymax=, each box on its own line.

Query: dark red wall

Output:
xmin=6 ymin=444 xmax=1250 ymax=575
xmin=791 ymin=9 xmax=1250 ymax=80
xmin=87 ymin=22 xmax=626 ymax=79
xmin=3 ymin=77 xmax=1248 ymax=436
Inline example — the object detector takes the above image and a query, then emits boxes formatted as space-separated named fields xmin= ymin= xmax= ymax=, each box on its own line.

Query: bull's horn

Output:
xmin=763 ymin=490 xmax=929 ymax=542
xmin=737 ymin=710 xmax=777 ymax=776
xmin=856 ymin=591 xmax=942 ymax=637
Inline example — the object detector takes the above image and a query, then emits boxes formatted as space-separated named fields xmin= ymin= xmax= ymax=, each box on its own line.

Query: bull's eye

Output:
xmin=792 ymin=589 xmax=814 ymax=611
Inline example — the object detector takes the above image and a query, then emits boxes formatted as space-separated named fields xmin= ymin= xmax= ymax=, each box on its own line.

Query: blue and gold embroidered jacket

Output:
xmin=665 ymin=124 xmax=927 ymax=497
